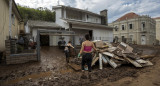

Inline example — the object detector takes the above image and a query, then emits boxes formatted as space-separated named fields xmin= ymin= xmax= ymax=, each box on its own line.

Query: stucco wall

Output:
xmin=0 ymin=0 xmax=21 ymax=51
xmin=155 ymin=19 xmax=160 ymax=42
xmin=109 ymin=16 xmax=156 ymax=45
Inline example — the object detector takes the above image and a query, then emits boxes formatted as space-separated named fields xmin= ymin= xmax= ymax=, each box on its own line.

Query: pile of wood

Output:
xmin=92 ymin=40 xmax=153 ymax=69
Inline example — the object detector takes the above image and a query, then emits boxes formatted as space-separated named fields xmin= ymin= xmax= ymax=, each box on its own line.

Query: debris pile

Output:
xmin=91 ymin=40 xmax=153 ymax=69
xmin=70 ymin=41 xmax=153 ymax=70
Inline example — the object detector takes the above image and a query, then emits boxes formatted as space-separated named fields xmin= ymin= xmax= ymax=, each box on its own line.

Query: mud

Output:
xmin=0 ymin=46 xmax=160 ymax=86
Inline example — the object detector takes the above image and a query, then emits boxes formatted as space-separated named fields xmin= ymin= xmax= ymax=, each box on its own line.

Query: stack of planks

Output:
xmin=91 ymin=41 xmax=153 ymax=69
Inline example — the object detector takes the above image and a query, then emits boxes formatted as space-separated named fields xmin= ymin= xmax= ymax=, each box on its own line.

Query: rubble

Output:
xmin=93 ymin=41 xmax=154 ymax=69
xmin=70 ymin=41 xmax=154 ymax=70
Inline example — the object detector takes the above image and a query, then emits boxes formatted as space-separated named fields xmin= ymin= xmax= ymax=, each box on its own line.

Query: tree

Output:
xmin=17 ymin=5 xmax=55 ymax=23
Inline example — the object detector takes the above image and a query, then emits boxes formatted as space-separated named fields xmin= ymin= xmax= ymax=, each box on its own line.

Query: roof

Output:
xmin=116 ymin=12 xmax=139 ymax=22
xmin=63 ymin=19 xmax=113 ymax=30
xmin=53 ymin=5 xmax=102 ymax=17
xmin=27 ymin=20 xmax=62 ymax=28
xmin=153 ymin=17 xmax=160 ymax=19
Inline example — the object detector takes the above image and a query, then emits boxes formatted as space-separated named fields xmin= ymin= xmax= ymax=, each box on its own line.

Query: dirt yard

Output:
xmin=0 ymin=46 xmax=160 ymax=86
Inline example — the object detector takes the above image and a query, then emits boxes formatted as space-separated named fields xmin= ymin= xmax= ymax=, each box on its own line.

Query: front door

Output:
xmin=141 ymin=35 xmax=146 ymax=45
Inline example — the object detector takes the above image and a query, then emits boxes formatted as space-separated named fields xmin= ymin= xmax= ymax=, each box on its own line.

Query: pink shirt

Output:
xmin=84 ymin=46 xmax=92 ymax=52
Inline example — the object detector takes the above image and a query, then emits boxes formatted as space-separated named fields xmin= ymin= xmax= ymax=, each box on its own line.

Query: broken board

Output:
xmin=124 ymin=57 xmax=142 ymax=67
xmin=99 ymin=53 xmax=103 ymax=70
xmin=102 ymin=52 xmax=114 ymax=57
xmin=102 ymin=55 xmax=108 ymax=64
xmin=103 ymin=55 xmax=118 ymax=69
xmin=91 ymin=57 xmax=100 ymax=66
xmin=68 ymin=63 xmax=81 ymax=71
xmin=136 ymin=59 xmax=153 ymax=67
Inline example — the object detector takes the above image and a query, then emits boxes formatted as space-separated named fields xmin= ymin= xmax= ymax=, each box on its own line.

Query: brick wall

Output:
xmin=5 ymin=40 xmax=38 ymax=64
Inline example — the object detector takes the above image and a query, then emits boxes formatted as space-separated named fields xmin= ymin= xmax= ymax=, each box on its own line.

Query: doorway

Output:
xmin=141 ymin=35 xmax=146 ymax=45
xmin=89 ymin=30 xmax=93 ymax=40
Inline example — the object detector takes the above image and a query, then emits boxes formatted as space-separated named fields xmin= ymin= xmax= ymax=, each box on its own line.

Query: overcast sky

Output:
xmin=15 ymin=0 xmax=160 ymax=23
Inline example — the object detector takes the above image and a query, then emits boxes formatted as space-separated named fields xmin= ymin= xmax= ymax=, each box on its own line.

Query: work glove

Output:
xmin=78 ymin=53 xmax=81 ymax=58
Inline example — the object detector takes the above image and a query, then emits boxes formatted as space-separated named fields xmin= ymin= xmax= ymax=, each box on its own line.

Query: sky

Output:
xmin=15 ymin=0 xmax=160 ymax=23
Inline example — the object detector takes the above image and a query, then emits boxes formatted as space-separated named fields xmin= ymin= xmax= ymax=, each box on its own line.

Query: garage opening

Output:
xmin=37 ymin=30 xmax=76 ymax=61
xmin=40 ymin=35 xmax=49 ymax=46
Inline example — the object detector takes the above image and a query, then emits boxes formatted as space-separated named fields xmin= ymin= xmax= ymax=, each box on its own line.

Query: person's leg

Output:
xmin=65 ymin=51 xmax=69 ymax=63
xmin=81 ymin=54 xmax=86 ymax=70
xmin=87 ymin=53 xmax=92 ymax=72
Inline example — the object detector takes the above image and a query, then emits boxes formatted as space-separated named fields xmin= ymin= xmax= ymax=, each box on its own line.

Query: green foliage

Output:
xmin=17 ymin=5 xmax=55 ymax=23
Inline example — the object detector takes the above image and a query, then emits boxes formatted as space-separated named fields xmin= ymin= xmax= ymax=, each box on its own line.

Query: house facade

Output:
xmin=0 ymin=0 xmax=24 ymax=51
xmin=153 ymin=17 xmax=160 ymax=44
xmin=25 ymin=20 xmax=62 ymax=46
xmin=53 ymin=5 xmax=113 ymax=45
xmin=109 ymin=12 xmax=156 ymax=45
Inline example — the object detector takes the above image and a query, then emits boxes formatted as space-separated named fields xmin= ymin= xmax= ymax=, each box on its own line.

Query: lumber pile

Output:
xmin=91 ymin=40 xmax=153 ymax=69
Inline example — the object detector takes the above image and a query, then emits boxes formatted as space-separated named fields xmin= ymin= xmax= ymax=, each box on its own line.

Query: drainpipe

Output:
xmin=9 ymin=0 xmax=13 ymax=39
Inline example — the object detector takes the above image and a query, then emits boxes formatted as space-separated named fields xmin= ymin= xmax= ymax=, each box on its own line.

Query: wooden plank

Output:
xmin=103 ymin=55 xmax=118 ymax=69
xmin=102 ymin=52 xmax=114 ymax=57
xmin=68 ymin=63 xmax=81 ymax=71
xmin=99 ymin=53 xmax=103 ymax=70
xmin=91 ymin=57 xmax=99 ymax=66
xmin=136 ymin=59 xmax=153 ymax=66
xmin=102 ymin=55 xmax=108 ymax=64
xmin=124 ymin=57 xmax=142 ymax=67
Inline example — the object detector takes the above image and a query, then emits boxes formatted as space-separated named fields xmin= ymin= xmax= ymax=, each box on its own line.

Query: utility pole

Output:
xmin=9 ymin=0 xmax=13 ymax=39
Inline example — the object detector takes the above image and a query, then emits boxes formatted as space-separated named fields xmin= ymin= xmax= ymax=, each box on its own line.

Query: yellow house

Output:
xmin=0 ymin=0 xmax=24 ymax=51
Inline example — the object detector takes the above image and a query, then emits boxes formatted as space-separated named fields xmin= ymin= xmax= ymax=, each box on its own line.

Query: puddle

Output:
xmin=59 ymin=68 xmax=74 ymax=74
xmin=2 ymin=71 xmax=52 ymax=85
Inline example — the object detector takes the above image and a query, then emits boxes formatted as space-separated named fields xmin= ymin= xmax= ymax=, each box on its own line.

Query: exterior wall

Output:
xmin=72 ymin=24 xmax=113 ymax=45
xmin=155 ymin=19 xmax=160 ymax=43
xmin=65 ymin=8 xmax=101 ymax=24
xmin=55 ymin=9 xmax=69 ymax=29
xmin=54 ymin=6 xmax=113 ymax=46
xmin=109 ymin=16 xmax=156 ymax=45
xmin=0 ymin=0 xmax=22 ymax=51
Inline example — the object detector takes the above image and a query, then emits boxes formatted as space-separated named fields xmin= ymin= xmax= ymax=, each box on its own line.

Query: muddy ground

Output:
xmin=0 ymin=45 xmax=160 ymax=86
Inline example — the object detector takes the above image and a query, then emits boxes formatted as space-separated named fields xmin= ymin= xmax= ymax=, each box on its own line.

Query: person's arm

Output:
xmin=68 ymin=43 xmax=74 ymax=48
xmin=92 ymin=42 xmax=97 ymax=51
xmin=79 ymin=42 xmax=84 ymax=55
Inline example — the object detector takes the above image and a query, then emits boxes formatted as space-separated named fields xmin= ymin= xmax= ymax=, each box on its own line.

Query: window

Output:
xmin=122 ymin=36 xmax=126 ymax=42
xmin=115 ymin=26 xmax=118 ymax=31
xmin=11 ymin=14 xmax=15 ymax=25
xmin=129 ymin=35 xmax=133 ymax=42
xmin=142 ymin=22 xmax=145 ymax=28
xmin=122 ymin=25 xmax=125 ymax=30
xmin=129 ymin=24 xmax=133 ymax=29
xmin=141 ymin=22 xmax=145 ymax=31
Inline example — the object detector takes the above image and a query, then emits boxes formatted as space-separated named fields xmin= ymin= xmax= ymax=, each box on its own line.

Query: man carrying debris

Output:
xmin=64 ymin=41 xmax=74 ymax=63
xmin=78 ymin=34 xmax=97 ymax=72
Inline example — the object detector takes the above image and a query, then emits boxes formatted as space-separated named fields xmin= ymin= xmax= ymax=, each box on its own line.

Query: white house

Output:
xmin=25 ymin=20 xmax=63 ymax=46
xmin=25 ymin=5 xmax=113 ymax=46
xmin=53 ymin=5 xmax=113 ymax=45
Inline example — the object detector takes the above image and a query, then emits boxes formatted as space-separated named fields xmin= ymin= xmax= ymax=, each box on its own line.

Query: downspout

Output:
xmin=9 ymin=0 xmax=13 ymax=39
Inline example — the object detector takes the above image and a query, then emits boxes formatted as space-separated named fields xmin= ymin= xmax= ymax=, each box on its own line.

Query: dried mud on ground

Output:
xmin=0 ymin=46 xmax=160 ymax=86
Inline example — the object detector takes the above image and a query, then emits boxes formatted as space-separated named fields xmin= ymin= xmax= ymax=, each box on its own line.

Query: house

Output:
xmin=109 ymin=12 xmax=156 ymax=45
xmin=52 ymin=5 xmax=113 ymax=45
xmin=0 ymin=0 xmax=24 ymax=51
xmin=153 ymin=17 xmax=160 ymax=45
xmin=25 ymin=20 xmax=62 ymax=46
